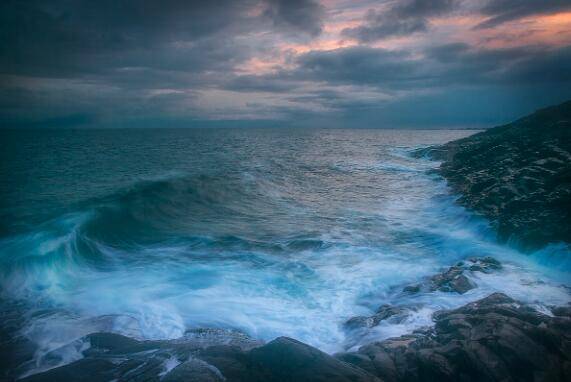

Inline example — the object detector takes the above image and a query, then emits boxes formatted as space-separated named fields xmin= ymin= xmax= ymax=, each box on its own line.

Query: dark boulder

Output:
xmin=21 ymin=333 xmax=381 ymax=382
xmin=402 ymin=257 xmax=502 ymax=295
xmin=162 ymin=359 xmax=224 ymax=382
xmin=429 ymin=265 xmax=477 ymax=294
xmin=465 ymin=256 xmax=502 ymax=273
xmin=245 ymin=337 xmax=381 ymax=382
xmin=340 ymin=293 xmax=571 ymax=382
xmin=344 ymin=305 xmax=410 ymax=331
xmin=20 ymin=292 xmax=571 ymax=382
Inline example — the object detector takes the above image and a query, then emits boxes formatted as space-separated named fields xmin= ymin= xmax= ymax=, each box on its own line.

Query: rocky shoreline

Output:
xmin=9 ymin=102 xmax=571 ymax=381
xmin=423 ymin=100 xmax=571 ymax=250
xmin=19 ymin=294 xmax=571 ymax=382
xmin=18 ymin=256 xmax=571 ymax=382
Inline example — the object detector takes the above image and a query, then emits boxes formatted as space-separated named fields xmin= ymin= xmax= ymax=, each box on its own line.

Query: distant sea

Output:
xmin=1 ymin=128 xmax=569 ymax=378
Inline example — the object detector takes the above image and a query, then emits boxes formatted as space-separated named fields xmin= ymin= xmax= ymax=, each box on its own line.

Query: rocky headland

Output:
xmin=425 ymin=100 xmax=571 ymax=250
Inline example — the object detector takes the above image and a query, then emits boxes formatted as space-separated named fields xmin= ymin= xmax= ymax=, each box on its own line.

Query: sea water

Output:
xmin=0 ymin=128 xmax=569 ymax=377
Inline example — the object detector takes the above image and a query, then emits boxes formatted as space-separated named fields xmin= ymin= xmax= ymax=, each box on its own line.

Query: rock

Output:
xmin=404 ymin=256 xmax=502 ymax=296
xmin=467 ymin=256 xmax=502 ymax=273
xmin=429 ymin=266 xmax=477 ymax=294
xmin=344 ymin=305 xmax=410 ymax=331
xmin=552 ymin=305 xmax=571 ymax=317
xmin=344 ymin=316 xmax=374 ymax=330
xmin=448 ymin=274 xmax=476 ymax=294
xmin=342 ymin=293 xmax=571 ymax=382
xmin=246 ymin=337 xmax=381 ymax=382
xmin=373 ymin=305 xmax=409 ymax=325
xmin=20 ymin=359 xmax=117 ymax=382
xmin=22 ymin=333 xmax=381 ymax=382
xmin=21 ymin=291 xmax=571 ymax=382
xmin=402 ymin=284 xmax=420 ymax=293
xmin=434 ymin=100 xmax=571 ymax=250
xmin=20 ymin=330 xmax=257 ymax=382
xmin=162 ymin=359 xmax=224 ymax=382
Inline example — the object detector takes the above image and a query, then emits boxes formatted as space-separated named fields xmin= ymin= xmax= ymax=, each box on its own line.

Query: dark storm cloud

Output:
xmin=263 ymin=0 xmax=325 ymax=37
xmin=295 ymin=46 xmax=420 ymax=87
xmin=0 ymin=0 xmax=323 ymax=79
xmin=477 ymin=0 xmax=571 ymax=29
xmin=280 ymin=42 xmax=571 ymax=91
xmin=225 ymin=47 xmax=423 ymax=93
xmin=222 ymin=40 xmax=571 ymax=127
xmin=425 ymin=43 xmax=571 ymax=86
xmin=0 ymin=0 xmax=260 ymax=78
xmin=225 ymin=75 xmax=298 ymax=93
xmin=0 ymin=0 xmax=570 ymax=129
xmin=342 ymin=0 xmax=457 ymax=42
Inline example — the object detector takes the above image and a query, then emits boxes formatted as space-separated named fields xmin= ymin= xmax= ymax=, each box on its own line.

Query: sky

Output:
xmin=1 ymin=0 xmax=571 ymax=129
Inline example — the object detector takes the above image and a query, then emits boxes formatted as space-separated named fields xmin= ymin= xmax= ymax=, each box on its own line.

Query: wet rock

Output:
xmin=21 ymin=291 xmax=571 ymax=382
xmin=344 ymin=305 xmax=410 ymax=331
xmin=341 ymin=293 xmax=571 ymax=382
xmin=467 ymin=256 xmax=502 ymax=273
xmin=402 ymin=257 xmax=502 ymax=295
xmin=551 ymin=305 xmax=571 ymax=317
xmin=22 ymin=333 xmax=381 ymax=382
xmin=429 ymin=266 xmax=477 ymax=294
xmin=20 ymin=330 xmax=256 ymax=382
xmin=344 ymin=316 xmax=374 ymax=330
xmin=373 ymin=305 xmax=409 ymax=324
xmin=402 ymin=284 xmax=420 ymax=293
xmin=21 ymin=359 xmax=117 ymax=382
xmin=182 ymin=328 xmax=264 ymax=350
xmin=246 ymin=337 xmax=381 ymax=382
xmin=434 ymin=100 xmax=571 ymax=250
xmin=162 ymin=359 xmax=224 ymax=382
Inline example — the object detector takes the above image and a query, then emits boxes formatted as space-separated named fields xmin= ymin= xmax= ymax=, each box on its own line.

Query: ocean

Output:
xmin=1 ymin=128 xmax=569 ymax=378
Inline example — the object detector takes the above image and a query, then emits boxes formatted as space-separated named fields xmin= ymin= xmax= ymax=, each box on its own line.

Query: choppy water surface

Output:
xmin=1 ymin=128 xmax=569 ymax=377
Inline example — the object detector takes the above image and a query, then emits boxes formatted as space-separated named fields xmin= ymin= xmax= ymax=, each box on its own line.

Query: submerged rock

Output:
xmin=466 ymin=256 xmax=502 ymax=273
xmin=402 ymin=284 xmax=420 ymax=293
xmin=402 ymin=256 xmax=502 ymax=295
xmin=339 ymin=293 xmax=571 ymax=382
xmin=429 ymin=265 xmax=477 ymax=294
xmin=433 ymin=100 xmax=571 ymax=250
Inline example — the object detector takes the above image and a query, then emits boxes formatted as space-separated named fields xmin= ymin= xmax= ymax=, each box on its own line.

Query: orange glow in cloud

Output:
xmin=429 ymin=11 xmax=571 ymax=50
xmin=236 ymin=57 xmax=282 ymax=75
xmin=236 ymin=4 xmax=571 ymax=77
xmin=477 ymin=11 xmax=571 ymax=48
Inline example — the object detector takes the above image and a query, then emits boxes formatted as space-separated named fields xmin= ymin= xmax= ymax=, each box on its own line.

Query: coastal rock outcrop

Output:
xmin=401 ymin=256 xmax=501 ymax=295
xmin=21 ymin=291 xmax=571 ymax=382
xmin=426 ymin=100 xmax=571 ymax=250
xmin=337 ymin=293 xmax=571 ymax=382
xmin=21 ymin=332 xmax=380 ymax=382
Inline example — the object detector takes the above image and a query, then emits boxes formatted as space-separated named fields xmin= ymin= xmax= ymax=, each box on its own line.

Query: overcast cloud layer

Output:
xmin=1 ymin=0 xmax=570 ymax=128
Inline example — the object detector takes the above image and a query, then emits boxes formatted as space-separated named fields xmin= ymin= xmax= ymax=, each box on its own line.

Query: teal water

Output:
xmin=1 ymin=128 xmax=569 ymax=378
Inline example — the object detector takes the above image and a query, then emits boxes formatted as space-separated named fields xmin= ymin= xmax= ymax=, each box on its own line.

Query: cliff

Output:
xmin=433 ymin=100 xmax=571 ymax=250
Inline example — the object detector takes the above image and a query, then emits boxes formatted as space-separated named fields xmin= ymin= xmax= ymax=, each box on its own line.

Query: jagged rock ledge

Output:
xmin=21 ymin=292 xmax=571 ymax=382
xmin=419 ymin=100 xmax=571 ymax=250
